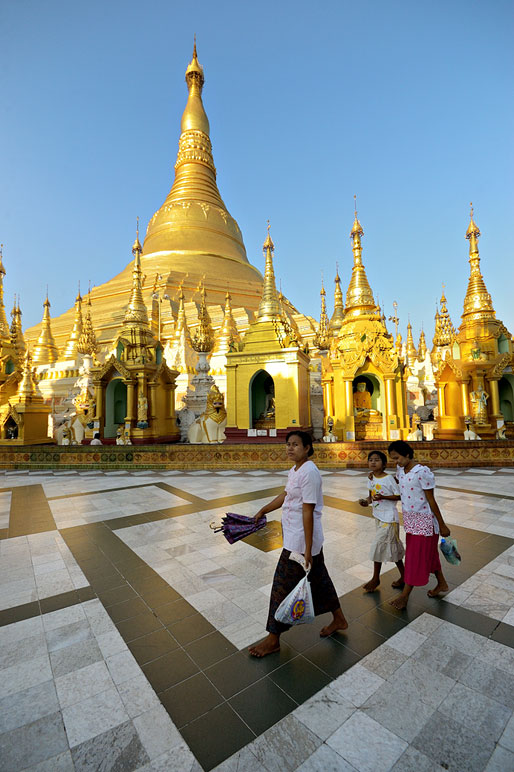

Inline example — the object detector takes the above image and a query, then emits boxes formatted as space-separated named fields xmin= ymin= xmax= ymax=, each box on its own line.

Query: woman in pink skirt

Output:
xmin=387 ymin=440 xmax=450 ymax=610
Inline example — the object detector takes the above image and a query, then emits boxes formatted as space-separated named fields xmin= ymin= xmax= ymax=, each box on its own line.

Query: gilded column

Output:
xmin=94 ymin=381 xmax=103 ymax=420
xmin=437 ymin=384 xmax=446 ymax=417
xmin=126 ymin=382 xmax=135 ymax=421
xmin=489 ymin=379 xmax=501 ymax=418
xmin=149 ymin=382 xmax=158 ymax=420
xmin=460 ymin=381 xmax=470 ymax=417
xmin=344 ymin=380 xmax=354 ymax=416
xmin=385 ymin=378 xmax=397 ymax=416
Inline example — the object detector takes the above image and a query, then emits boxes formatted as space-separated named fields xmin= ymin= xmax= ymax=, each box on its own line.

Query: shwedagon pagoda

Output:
xmin=1 ymin=45 xmax=513 ymax=448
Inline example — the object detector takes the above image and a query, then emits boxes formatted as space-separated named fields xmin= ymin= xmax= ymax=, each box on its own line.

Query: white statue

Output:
xmin=323 ymin=416 xmax=337 ymax=443
xmin=464 ymin=423 xmax=481 ymax=440
xmin=188 ymin=385 xmax=227 ymax=444
xmin=470 ymin=384 xmax=489 ymax=423
xmin=407 ymin=413 xmax=423 ymax=441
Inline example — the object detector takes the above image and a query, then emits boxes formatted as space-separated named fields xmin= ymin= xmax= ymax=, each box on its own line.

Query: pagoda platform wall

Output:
xmin=0 ymin=440 xmax=512 ymax=470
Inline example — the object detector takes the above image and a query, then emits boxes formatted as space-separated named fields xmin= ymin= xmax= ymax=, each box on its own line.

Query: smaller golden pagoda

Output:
xmin=323 ymin=207 xmax=409 ymax=441
xmin=225 ymin=225 xmax=311 ymax=440
xmin=418 ymin=328 xmax=427 ymax=360
xmin=62 ymin=288 xmax=83 ymax=361
xmin=213 ymin=291 xmax=241 ymax=356
xmin=77 ymin=293 xmax=98 ymax=356
xmin=90 ymin=231 xmax=180 ymax=443
xmin=314 ymin=280 xmax=330 ymax=351
xmin=32 ymin=294 xmax=58 ymax=367
xmin=435 ymin=206 xmax=513 ymax=439
xmin=10 ymin=296 xmax=26 ymax=367
xmin=328 ymin=267 xmax=345 ymax=336
xmin=0 ymin=350 xmax=52 ymax=444
xmin=0 ymin=249 xmax=18 ymax=380
xmin=405 ymin=321 xmax=418 ymax=369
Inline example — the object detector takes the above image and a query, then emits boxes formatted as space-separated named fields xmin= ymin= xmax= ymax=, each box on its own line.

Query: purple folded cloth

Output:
xmin=212 ymin=512 xmax=267 ymax=544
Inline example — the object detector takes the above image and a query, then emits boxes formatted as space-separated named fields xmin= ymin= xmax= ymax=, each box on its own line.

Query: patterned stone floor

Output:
xmin=0 ymin=466 xmax=513 ymax=771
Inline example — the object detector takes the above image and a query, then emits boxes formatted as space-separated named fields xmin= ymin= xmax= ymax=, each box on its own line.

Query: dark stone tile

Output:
xmin=97 ymin=584 xmax=138 ymax=607
xmin=87 ymin=571 xmax=126 ymax=593
xmin=428 ymin=603 xmax=498 ymax=638
xmin=491 ymin=622 xmax=514 ymax=649
xmin=181 ymin=702 xmax=255 ymax=772
xmin=338 ymin=621 xmax=387 ymax=657
xmin=128 ymin=628 xmax=179 ymax=665
xmin=154 ymin=598 xmax=197 ymax=625
xmin=119 ymin=564 xmax=157 ymax=581
xmin=160 ymin=672 xmax=224 ymax=728
xmin=167 ymin=613 xmax=216 ymax=645
xmin=302 ymin=638 xmax=361 ymax=678
xmin=107 ymin=597 xmax=149 ymax=623
xmin=115 ymin=611 xmax=164 ymax=642
xmin=205 ymin=649 xmax=289 ymax=700
xmin=285 ymin=615 xmax=333 ymax=653
xmin=0 ymin=600 xmax=39 ymax=627
xmin=77 ymin=586 xmax=96 ymax=603
xmin=338 ymin=592 xmax=385 ymax=621
xmin=269 ymin=655 xmax=331 ymax=704
xmin=185 ymin=631 xmax=237 ymax=669
xmin=359 ymin=607 xmax=409 ymax=637
xmin=0 ymin=711 xmax=68 ymax=770
xmin=412 ymin=710 xmax=495 ymax=772
xmin=229 ymin=676 xmax=298 ymax=734
xmin=40 ymin=590 xmax=80 ymax=614
xmin=71 ymin=719 xmax=149 ymax=771
xmin=139 ymin=585 xmax=180 ymax=608
xmin=378 ymin=597 xmax=431 ymax=623
xmin=142 ymin=648 xmax=199 ymax=693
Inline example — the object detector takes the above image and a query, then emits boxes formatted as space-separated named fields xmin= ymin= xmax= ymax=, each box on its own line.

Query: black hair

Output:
xmin=368 ymin=450 xmax=387 ymax=469
xmin=94 ymin=432 xmax=101 ymax=440
xmin=285 ymin=430 xmax=314 ymax=457
xmin=388 ymin=440 xmax=414 ymax=458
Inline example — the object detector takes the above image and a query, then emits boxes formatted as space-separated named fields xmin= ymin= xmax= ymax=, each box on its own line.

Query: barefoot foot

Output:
xmin=320 ymin=616 xmax=349 ymax=637
xmin=389 ymin=594 xmax=409 ymax=610
xmin=427 ymin=582 xmax=449 ymax=598
xmin=391 ymin=579 xmax=405 ymax=589
xmin=362 ymin=579 xmax=380 ymax=593
xmin=248 ymin=635 xmax=280 ymax=658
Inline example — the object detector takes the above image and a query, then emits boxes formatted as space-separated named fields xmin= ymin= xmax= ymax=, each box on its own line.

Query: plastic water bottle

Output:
xmin=439 ymin=537 xmax=461 ymax=565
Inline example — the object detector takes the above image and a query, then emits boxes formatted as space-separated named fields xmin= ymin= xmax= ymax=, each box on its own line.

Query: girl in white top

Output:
xmin=249 ymin=431 xmax=348 ymax=658
xmin=359 ymin=450 xmax=405 ymax=592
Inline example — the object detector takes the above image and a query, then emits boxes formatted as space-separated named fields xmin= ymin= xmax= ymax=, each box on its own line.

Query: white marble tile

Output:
xmin=61 ymin=687 xmax=129 ymax=747
xmin=0 ymin=654 xmax=52 ymax=699
xmin=133 ymin=704 xmax=184 ymax=760
xmin=386 ymin=627 xmax=427 ymax=656
xmin=55 ymin=660 xmax=115 ymax=709
xmin=116 ymin=675 xmax=161 ymax=718
xmin=251 ymin=714 xmax=322 ymax=771
xmin=106 ymin=650 xmax=141 ymax=685
xmin=327 ymin=711 xmax=408 ymax=772
xmin=295 ymin=684 xmax=355 ymax=740
xmin=332 ymin=663 xmax=385 ymax=707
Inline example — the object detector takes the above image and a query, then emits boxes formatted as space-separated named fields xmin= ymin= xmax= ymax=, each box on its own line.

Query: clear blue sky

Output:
xmin=2 ymin=0 xmax=513 ymax=341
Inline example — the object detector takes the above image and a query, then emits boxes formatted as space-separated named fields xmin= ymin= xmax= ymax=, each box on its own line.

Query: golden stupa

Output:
xmin=25 ymin=43 xmax=265 ymax=354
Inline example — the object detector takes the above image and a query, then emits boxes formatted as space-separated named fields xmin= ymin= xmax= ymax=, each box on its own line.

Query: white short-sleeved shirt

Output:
xmin=367 ymin=474 xmax=400 ymax=523
xmin=282 ymin=460 xmax=324 ymax=555
xmin=397 ymin=463 xmax=439 ymax=536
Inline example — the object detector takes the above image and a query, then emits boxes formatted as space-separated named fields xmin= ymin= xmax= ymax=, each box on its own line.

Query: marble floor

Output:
xmin=0 ymin=466 xmax=513 ymax=771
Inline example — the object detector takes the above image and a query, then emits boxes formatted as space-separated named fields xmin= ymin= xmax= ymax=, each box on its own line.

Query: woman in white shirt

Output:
xmin=249 ymin=431 xmax=348 ymax=658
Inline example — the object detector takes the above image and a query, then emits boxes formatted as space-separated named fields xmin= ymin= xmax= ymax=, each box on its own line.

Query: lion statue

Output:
xmin=188 ymin=385 xmax=227 ymax=444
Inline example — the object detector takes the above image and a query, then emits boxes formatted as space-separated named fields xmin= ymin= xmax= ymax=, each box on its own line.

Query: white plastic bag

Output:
xmin=274 ymin=570 xmax=315 ymax=626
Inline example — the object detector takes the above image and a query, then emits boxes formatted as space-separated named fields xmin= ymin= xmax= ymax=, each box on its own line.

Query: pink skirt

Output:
xmin=404 ymin=533 xmax=441 ymax=586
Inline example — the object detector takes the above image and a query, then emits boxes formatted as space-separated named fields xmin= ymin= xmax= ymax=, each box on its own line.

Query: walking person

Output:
xmin=359 ymin=450 xmax=405 ymax=592
xmin=387 ymin=440 xmax=450 ymax=610
xmin=249 ymin=431 xmax=347 ymax=657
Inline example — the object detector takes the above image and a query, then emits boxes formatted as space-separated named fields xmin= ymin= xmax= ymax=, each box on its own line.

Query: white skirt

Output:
xmin=369 ymin=520 xmax=405 ymax=563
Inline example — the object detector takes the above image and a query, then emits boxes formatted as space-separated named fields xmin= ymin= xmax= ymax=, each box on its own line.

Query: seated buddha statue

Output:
xmin=353 ymin=382 xmax=372 ymax=411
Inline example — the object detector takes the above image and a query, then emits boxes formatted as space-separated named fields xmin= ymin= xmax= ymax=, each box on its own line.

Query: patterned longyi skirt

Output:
xmin=266 ymin=548 xmax=341 ymax=635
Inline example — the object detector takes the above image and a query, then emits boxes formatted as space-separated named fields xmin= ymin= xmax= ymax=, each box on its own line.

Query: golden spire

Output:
xmin=142 ymin=43 xmax=257 ymax=280
xmin=214 ymin=290 xmax=240 ymax=354
xmin=418 ymin=328 xmax=427 ymax=360
xmin=345 ymin=201 xmax=377 ymax=316
xmin=314 ymin=279 xmax=330 ymax=350
xmin=173 ymin=285 xmax=191 ymax=345
xmin=16 ymin=349 xmax=37 ymax=400
xmin=0 ymin=245 xmax=11 ymax=341
xmin=329 ymin=264 xmax=344 ymax=334
xmin=191 ymin=283 xmax=215 ymax=352
xmin=257 ymin=223 xmax=281 ymax=321
xmin=77 ymin=292 xmax=98 ymax=355
xmin=433 ymin=286 xmax=455 ymax=346
xmin=62 ymin=285 xmax=83 ymax=360
xmin=124 ymin=224 xmax=149 ymax=328
xmin=10 ymin=294 xmax=26 ymax=364
xmin=405 ymin=321 xmax=418 ymax=367
xmin=32 ymin=293 xmax=58 ymax=366
xmin=462 ymin=203 xmax=495 ymax=321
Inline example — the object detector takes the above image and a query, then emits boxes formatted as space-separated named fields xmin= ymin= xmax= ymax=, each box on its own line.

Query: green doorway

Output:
xmin=105 ymin=379 xmax=127 ymax=438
